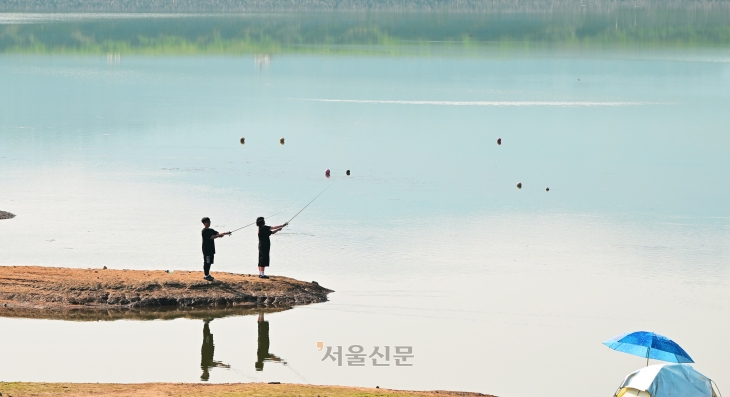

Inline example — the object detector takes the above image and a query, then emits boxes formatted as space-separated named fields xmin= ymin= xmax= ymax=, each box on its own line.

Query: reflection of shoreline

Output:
xmin=0 ymin=305 xmax=291 ymax=322
xmin=3 ymin=38 xmax=728 ymax=56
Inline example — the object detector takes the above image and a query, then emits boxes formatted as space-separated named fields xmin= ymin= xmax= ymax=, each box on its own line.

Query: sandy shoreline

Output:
xmin=0 ymin=382 xmax=496 ymax=397
xmin=0 ymin=266 xmax=332 ymax=312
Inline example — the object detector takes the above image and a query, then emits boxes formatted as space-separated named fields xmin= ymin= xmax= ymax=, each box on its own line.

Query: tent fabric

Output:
xmin=619 ymin=364 xmax=714 ymax=397
xmin=622 ymin=365 xmax=668 ymax=391
xmin=617 ymin=387 xmax=650 ymax=397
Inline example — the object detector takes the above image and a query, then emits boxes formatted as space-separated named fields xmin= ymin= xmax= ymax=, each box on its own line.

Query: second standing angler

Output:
xmin=256 ymin=217 xmax=287 ymax=278
xmin=201 ymin=217 xmax=231 ymax=281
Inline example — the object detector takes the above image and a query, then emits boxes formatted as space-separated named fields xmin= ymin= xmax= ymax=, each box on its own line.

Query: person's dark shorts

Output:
xmin=204 ymin=254 xmax=214 ymax=265
xmin=258 ymin=245 xmax=270 ymax=267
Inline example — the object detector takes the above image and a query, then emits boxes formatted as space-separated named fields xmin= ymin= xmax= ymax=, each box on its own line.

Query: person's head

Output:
xmin=256 ymin=217 xmax=265 ymax=227
xmin=201 ymin=217 xmax=211 ymax=228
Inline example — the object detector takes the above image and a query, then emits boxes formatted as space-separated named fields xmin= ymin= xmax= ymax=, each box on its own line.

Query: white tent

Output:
xmin=613 ymin=364 xmax=720 ymax=397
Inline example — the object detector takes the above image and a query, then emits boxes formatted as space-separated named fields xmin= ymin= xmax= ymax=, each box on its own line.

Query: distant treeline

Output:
xmin=1 ymin=7 xmax=729 ymax=54
xmin=1 ymin=0 xmax=730 ymax=13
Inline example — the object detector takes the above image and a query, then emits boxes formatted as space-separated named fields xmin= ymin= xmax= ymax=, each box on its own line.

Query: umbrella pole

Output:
xmin=646 ymin=347 xmax=650 ymax=367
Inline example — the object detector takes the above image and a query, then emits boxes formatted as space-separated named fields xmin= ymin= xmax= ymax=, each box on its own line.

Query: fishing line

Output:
xmin=286 ymin=183 xmax=333 ymax=224
xmin=226 ymin=358 xmax=308 ymax=383
xmin=281 ymin=360 xmax=309 ymax=383
xmin=230 ymin=209 xmax=286 ymax=234
xmin=229 ymin=183 xmax=332 ymax=234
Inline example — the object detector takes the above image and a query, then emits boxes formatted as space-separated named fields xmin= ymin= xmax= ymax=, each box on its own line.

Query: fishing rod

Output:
xmin=285 ymin=183 xmax=332 ymax=225
xmin=229 ymin=209 xmax=286 ymax=234
xmin=229 ymin=183 xmax=332 ymax=234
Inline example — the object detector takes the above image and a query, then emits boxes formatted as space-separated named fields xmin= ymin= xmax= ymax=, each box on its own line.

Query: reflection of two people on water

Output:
xmin=200 ymin=312 xmax=284 ymax=381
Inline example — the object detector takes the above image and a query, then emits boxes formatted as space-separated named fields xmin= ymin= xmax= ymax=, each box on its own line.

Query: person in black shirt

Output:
xmin=201 ymin=217 xmax=230 ymax=281
xmin=255 ymin=217 xmax=287 ymax=279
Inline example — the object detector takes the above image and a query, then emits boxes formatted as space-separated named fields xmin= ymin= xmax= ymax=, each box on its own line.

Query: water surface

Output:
xmin=1 ymin=10 xmax=730 ymax=397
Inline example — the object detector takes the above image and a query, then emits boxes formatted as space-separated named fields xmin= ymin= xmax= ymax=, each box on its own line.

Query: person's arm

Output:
xmin=210 ymin=231 xmax=231 ymax=239
xmin=270 ymin=223 xmax=288 ymax=234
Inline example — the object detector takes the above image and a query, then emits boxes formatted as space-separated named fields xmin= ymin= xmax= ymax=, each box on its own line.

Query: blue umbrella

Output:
xmin=603 ymin=331 xmax=694 ymax=366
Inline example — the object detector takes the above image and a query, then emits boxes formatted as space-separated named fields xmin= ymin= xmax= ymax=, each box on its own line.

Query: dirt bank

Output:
xmin=0 ymin=266 xmax=332 ymax=311
xmin=0 ymin=210 xmax=15 ymax=220
xmin=0 ymin=383 xmax=496 ymax=397
xmin=0 ymin=304 xmax=289 ymax=322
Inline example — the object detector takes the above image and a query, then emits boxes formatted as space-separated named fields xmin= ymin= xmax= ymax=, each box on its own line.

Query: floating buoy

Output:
xmin=516 ymin=182 xmax=522 ymax=189
xmin=280 ymin=137 xmax=285 ymax=145
xmin=546 ymin=187 xmax=550 ymax=192
xmin=497 ymin=138 xmax=502 ymax=145
xmin=325 ymin=169 xmax=331 ymax=178
xmin=346 ymin=170 xmax=350 ymax=176
xmin=240 ymin=137 xmax=245 ymax=145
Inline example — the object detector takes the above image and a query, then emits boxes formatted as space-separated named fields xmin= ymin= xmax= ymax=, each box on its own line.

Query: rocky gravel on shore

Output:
xmin=0 ymin=210 xmax=15 ymax=220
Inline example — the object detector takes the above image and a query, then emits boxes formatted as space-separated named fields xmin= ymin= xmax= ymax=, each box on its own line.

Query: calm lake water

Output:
xmin=1 ymin=9 xmax=730 ymax=397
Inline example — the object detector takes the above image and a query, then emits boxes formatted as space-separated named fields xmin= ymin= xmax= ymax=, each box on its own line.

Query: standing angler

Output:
xmin=201 ymin=217 xmax=230 ymax=281
xmin=256 ymin=217 xmax=287 ymax=279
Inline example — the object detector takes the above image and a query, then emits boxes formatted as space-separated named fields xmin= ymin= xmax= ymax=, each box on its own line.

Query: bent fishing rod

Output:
xmin=229 ymin=183 xmax=333 ymax=234
xmin=285 ymin=183 xmax=332 ymax=224
xmin=229 ymin=209 xmax=285 ymax=234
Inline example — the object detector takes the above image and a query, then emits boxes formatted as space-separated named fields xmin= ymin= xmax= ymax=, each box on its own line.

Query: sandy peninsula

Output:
xmin=0 ymin=266 xmax=332 ymax=311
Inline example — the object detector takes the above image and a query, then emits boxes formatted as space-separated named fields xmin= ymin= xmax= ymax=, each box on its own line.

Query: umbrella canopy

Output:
xmin=604 ymin=331 xmax=694 ymax=364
